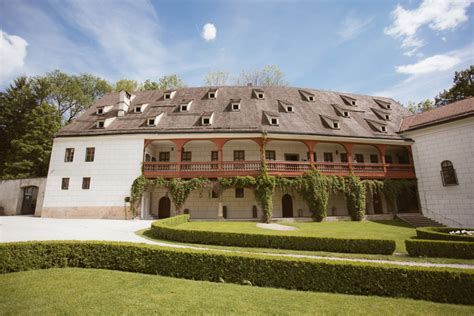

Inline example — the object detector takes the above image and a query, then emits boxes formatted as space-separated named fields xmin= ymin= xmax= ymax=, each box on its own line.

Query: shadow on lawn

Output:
xmin=366 ymin=219 xmax=414 ymax=229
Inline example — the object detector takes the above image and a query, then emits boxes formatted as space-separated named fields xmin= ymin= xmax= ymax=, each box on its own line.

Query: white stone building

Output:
xmin=42 ymin=86 xmax=418 ymax=220
xmin=400 ymin=98 xmax=474 ymax=227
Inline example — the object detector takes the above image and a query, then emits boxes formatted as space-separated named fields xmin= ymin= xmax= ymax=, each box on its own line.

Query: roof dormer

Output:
xmin=163 ymin=90 xmax=176 ymax=100
xmin=299 ymin=90 xmax=316 ymax=102
xmin=230 ymin=99 xmax=241 ymax=111
xmin=264 ymin=111 xmax=279 ymax=126
xmin=147 ymin=113 xmax=164 ymax=127
xmin=365 ymin=118 xmax=388 ymax=133
xmin=340 ymin=95 xmax=357 ymax=106
xmin=207 ymin=88 xmax=218 ymax=99
xmin=179 ymin=100 xmax=193 ymax=112
xmin=253 ymin=89 xmax=265 ymax=99
xmin=201 ymin=112 xmax=214 ymax=125
xmin=96 ymin=105 xmax=113 ymax=115
xmin=374 ymin=98 xmax=392 ymax=110
xmin=331 ymin=104 xmax=365 ymax=118
xmin=371 ymin=108 xmax=391 ymax=121
xmin=279 ymin=100 xmax=294 ymax=113
xmin=320 ymin=114 xmax=340 ymax=130
xmin=95 ymin=117 xmax=116 ymax=129
xmin=133 ymin=103 xmax=149 ymax=113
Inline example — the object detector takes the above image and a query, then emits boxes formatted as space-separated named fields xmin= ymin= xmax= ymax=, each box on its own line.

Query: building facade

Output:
xmin=42 ymin=86 xmax=417 ymax=220
xmin=400 ymin=98 xmax=474 ymax=227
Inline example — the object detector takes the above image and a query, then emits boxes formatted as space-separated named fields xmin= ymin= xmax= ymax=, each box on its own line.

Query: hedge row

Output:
xmin=1 ymin=241 xmax=473 ymax=305
xmin=406 ymin=239 xmax=474 ymax=259
xmin=150 ymin=215 xmax=396 ymax=255
xmin=416 ymin=227 xmax=474 ymax=242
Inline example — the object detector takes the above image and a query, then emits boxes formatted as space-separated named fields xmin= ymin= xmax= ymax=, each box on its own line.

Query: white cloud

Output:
xmin=385 ymin=0 xmax=472 ymax=54
xmin=396 ymin=54 xmax=461 ymax=75
xmin=202 ymin=23 xmax=217 ymax=41
xmin=338 ymin=16 xmax=374 ymax=41
xmin=374 ymin=45 xmax=473 ymax=103
xmin=0 ymin=30 xmax=28 ymax=84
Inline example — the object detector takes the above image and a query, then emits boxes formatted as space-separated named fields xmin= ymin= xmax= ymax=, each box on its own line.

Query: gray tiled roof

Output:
xmin=57 ymin=86 xmax=412 ymax=140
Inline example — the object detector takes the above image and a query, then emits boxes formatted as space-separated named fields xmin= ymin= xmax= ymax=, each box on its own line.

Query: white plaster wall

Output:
xmin=43 ymin=135 xmax=144 ymax=208
xmin=404 ymin=117 xmax=474 ymax=227
xmin=266 ymin=141 xmax=308 ymax=161
xmin=223 ymin=140 xmax=260 ymax=161
xmin=0 ymin=178 xmax=46 ymax=216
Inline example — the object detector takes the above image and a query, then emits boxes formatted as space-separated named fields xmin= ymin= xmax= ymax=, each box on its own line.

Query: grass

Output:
xmin=138 ymin=229 xmax=474 ymax=265
xmin=1 ymin=268 xmax=473 ymax=315
xmin=174 ymin=219 xmax=417 ymax=253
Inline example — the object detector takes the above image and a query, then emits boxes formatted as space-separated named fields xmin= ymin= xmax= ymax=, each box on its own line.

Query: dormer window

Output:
xmin=254 ymin=89 xmax=265 ymax=99
xmin=134 ymin=106 xmax=142 ymax=113
xmin=201 ymin=112 xmax=214 ymax=125
xmin=97 ymin=107 xmax=104 ymax=115
xmin=333 ymin=122 xmax=340 ymax=129
xmin=286 ymin=106 xmax=294 ymax=113
xmin=208 ymin=89 xmax=218 ymax=99
xmin=320 ymin=114 xmax=340 ymax=130
xmin=97 ymin=121 xmax=105 ymax=128
xmin=163 ymin=91 xmax=176 ymax=100
xmin=308 ymin=96 xmax=315 ymax=102
xmin=299 ymin=90 xmax=315 ymax=102
xmin=351 ymin=100 xmax=356 ymax=106
xmin=374 ymin=98 xmax=392 ymax=110
xmin=180 ymin=100 xmax=192 ymax=112
xmin=381 ymin=126 xmax=387 ymax=132
xmin=147 ymin=118 xmax=155 ymax=126
xmin=343 ymin=111 xmax=350 ymax=118
xmin=264 ymin=111 xmax=279 ymax=126
xmin=181 ymin=104 xmax=188 ymax=112
xmin=232 ymin=103 xmax=240 ymax=111
xmin=270 ymin=118 xmax=279 ymax=126
xmin=340 ymin=95 xmax=357 ymax=106
xmin=385 ymin=114 xmax=390 ymax=120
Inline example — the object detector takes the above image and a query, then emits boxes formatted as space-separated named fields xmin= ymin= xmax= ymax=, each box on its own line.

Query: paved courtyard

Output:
xmin=1 ymin=216 xmax=473 ymax=269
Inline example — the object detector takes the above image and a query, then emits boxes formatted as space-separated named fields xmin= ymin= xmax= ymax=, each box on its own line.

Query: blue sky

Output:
xmin=0 ymin=0 xmax=472 ymax=104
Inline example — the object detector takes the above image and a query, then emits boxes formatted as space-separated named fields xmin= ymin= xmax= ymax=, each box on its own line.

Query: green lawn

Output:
xmin=177 ymin=219 xmax=416 ymax=253
xmin=1 ymin=269 xmax=472 ymax=315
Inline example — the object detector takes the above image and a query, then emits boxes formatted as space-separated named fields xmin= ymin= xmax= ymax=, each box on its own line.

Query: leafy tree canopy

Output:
xmin=114 ymin=79 xmax=141 ymax=93
xmin=203 ymin=65 xmax=288 ymax=87
xmin=406 ymin=99 xmax=434 ymax=114
xmin=435 ymin=65 xmax=474 ymax=106
xmin=203 ymin=71 xmax=230 ymax=86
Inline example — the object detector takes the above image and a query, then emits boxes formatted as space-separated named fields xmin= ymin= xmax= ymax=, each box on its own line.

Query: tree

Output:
xmin=236 ymin=65 xmax=288 ymax=86
xmin=435 ymin=65 xmax=474 ymax=106
xmin=44 ymin=70 xmax=112 ymax=124
xmin=3 ymin=103 xmax=60 ymax=178
xmin=203 ymin=71 xmax=229 ymax=86
xmin=114 ymin=79 xmax=141 ymax=93
xmin=0 ymin=77 xmax=53 ymax=178
xmin=406 ymin=99 xmax=434 ymax=114
xmin=143 ymin=75 xmax=185 ymax=91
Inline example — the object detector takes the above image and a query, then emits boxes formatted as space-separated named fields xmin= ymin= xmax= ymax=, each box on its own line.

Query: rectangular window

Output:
xmin=211 ymin=151 xmax=218 ymax=161
xmin=233 ymin=150 xmax=245 ymax=161
xmin=61 ymin=178 xmax=69 ymax=190
xmin=232 ymin=103 xmax=240 ymax=111
xmin=181 ymin=151 xmax=192 ymax=162
xmin=85 ymin=147 xmax=95 ymax=162
xmin=385 ymin=155 xmax=393 ymax=164
xmin=265 ymin=150 xmax=276 ymax=160
xmin=355 ymin=154 xmax=364 ymax=163
xmin=82 ymin=177 xmax=91 ymax=190
xmin=211 ymin=190 xmax=219 ymax=198
xmin=64 ymin=148 xmax=74 ymax=162
xmin=235 ymin=188 xmax=244 ymax=198
xmin=323 ymin=152 xmax=333 ymax=162
xmin=340 ymin=153 xmax=348 ymax=163
xmin=159 ymin=152 xmax=170 ymax=162
xmin=370 ymin=154 xmax=379 ymax=163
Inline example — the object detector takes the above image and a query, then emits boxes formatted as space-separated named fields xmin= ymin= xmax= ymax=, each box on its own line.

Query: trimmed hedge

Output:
xmin=150 ymin=215 xmax=396 ymax=255
xmin=416 ymin=227 xmax=474 ymax=242
xmin=406 ymin=239 xmax=474 ymax=259
xmin=1 ymin=241 xmax=473 ymax=305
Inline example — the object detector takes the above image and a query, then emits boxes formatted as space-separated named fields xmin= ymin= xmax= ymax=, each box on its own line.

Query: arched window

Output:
xmin=440 ymin=160 xmax=458 ymax=186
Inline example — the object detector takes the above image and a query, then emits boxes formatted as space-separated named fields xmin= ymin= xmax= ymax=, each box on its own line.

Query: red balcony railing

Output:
xmin=143 ymin=160 xmax=416 ymax=179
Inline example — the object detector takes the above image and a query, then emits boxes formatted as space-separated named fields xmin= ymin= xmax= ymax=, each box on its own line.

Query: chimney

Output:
xmin=117 ymin=90 xmax=131 ymax=116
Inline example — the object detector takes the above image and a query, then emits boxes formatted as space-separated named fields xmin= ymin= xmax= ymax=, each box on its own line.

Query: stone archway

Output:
xmin=282 ymin=194 xmax=293 ymax=218
xmin=158 ymin=196 xmax=171 ymax=219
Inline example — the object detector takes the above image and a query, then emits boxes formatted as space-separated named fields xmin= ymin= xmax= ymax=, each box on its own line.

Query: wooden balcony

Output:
xmin=143 ymin=160 xmax=416 ymax=179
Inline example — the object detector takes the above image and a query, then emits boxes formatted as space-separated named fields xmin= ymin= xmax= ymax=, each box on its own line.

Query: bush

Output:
xmin=0 ymin=241 xmax=472 ymax=305
xmin=406 ymin=239 xmax=474 ymax=259
xmin=416 ymin=227 xmax=474 ymax=242
xmin=151 ymin=216 xmax=396 ymax=255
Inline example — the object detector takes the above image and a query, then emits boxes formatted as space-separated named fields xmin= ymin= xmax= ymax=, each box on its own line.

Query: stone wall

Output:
xmin=0 ymin=178 xmax=46 ymax=216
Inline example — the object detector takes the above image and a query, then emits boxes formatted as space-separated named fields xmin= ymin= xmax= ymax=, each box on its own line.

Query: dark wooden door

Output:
xmin=282 ymin=194 xmax=293 ymax=218
xmin=21 ymin=186 xmax=37 ymax=215
xmin=373 ymin=191 xmax=383 ymax=214
xmin=158 ymin=197 xmax=171 ymax=219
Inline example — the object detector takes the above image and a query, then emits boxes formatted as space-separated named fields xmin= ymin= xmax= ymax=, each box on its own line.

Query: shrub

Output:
xmin=416 ymin=227 xmax=474 ymax=242
xmin=0 ymin=241 xmax=473 ymax=305
xmin=151 ymin=215 xmax=396 ymax=255
xmin=406 ymin=239 xmax=474 ymax=259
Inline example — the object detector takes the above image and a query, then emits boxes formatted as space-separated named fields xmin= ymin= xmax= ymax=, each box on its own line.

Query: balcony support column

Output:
xmin=375 ymin=144 xmax=387 ymax=174
xmin=302 ymin=140 xmax=316 ymax=169
xmin=212 ymin=138 xmax=228 ymax=171
xmin=407 ymin=146 xmax=414 ymax=165
xmin=341 ymin=143 xmax=353 ymax=173
xmin=171 ymin=139 xmax=188 ymax=173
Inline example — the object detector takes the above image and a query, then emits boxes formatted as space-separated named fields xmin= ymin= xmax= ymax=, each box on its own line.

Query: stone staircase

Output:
xmin=397 ymin=213 xmax=445 ymax=228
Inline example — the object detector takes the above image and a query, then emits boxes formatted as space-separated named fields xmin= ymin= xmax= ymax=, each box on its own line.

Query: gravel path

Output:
xmin=1 ymin=216 xmax=473 ymax=270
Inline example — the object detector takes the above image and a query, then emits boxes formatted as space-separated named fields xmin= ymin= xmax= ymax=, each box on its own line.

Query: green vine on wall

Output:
xmin=345 ymin=175 xmax=366 ymax=221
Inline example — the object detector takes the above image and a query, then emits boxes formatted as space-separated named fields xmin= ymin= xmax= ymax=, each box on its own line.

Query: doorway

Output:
xmin=158 ymin=196 xmax=171 ymax=219
xmin=373 ymin=191 xmax=383 ymax=214
xmin=21 ymin=186 xmax=38 ymax=215
xmin=282 ymin=194 xmax=293 ymax=217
